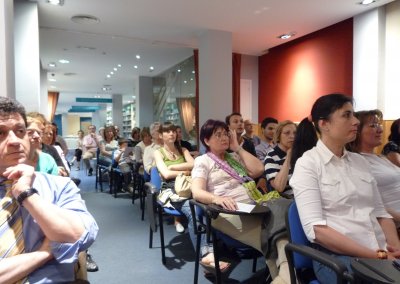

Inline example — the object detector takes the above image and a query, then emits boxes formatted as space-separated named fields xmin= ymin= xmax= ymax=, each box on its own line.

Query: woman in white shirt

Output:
xmin=347 ymin=109 xmax=400 ymax=226
xmin=289 ymin=94 xmax=400 ymax=283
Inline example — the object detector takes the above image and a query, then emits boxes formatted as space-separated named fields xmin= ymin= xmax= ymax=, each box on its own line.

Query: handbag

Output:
xmin=174 ymin=173 xmax=192 ymax=198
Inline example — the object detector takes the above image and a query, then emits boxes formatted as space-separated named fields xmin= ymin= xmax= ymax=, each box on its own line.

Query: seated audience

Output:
xmin=0 ymin=97 xmax=98 ymax=283
xmin=128 ymin=127 xmax=141 ymax=147
xmin=264 ymin=120 xmax=296 ymax=196
xmin=82 ymin=125 xmax=100 ymax=176
xmin=382 ymin=118 xmax=400 ymax=167
xmin=98 ymin=125 xmax=118 ymax=168
xmin=143 ymin=122 xmax=162 ymax=174
xmin=154 ymin=122 xmax=194 ymax=233
xmin=243 ymin=119 xmax=261 ymax=146
xmin=225 ymin=112 xmax=256 ymax=157
xmin=176 ymin=125 xmax=199 ymax=157
xmin=289 ymin=94 xmax=400 ymax=283
xmin=26 ymin=116 xmax=58 ymax=175
xmin=43 ymin=124 xmax=71 ymax=175
xmin=255 ymin=117 xmax=278 ymax=161
xmin=347 ymin=109 xmax=400 ymax=226
xmin=70 ymin=130 xmax=84 ymax=170
xmin=134 ymin=127 xmax=151 ymax=164
xmin=114 ymin=138 xmax=134 ymax=193
xmin=191 ymin=119 xmax=290 ymax=283
xmin=52 ymin=122 xmax=68 ymax=156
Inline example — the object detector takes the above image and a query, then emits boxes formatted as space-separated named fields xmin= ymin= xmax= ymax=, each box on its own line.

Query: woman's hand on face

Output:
xmin=229 ymin=129 xmax=240 ymax=152
xmin=213 ymin=195 xmax=238 ymax=211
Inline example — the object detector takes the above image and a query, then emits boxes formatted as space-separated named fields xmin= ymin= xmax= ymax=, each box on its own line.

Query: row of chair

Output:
xmin=143 ymin=167 xmax=352 ymax=284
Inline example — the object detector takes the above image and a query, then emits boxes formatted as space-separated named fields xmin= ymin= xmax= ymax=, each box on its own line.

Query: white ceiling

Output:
xmin=36 ymin=0 xmax=395 ymax=113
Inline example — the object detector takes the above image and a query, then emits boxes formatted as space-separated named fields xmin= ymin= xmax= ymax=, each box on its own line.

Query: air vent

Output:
xmin=64 ymin=72 xmax=77 ymax=76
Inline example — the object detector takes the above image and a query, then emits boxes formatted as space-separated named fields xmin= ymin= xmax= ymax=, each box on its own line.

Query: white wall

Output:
xmin=0 ymin=0 xmax=15 ymax=99
xmin=14 ymin=1 xmax=40 ymax=110
xmin=353 ymin=2 xmax=400 ymax=119
xmin=240 ymin=55 xmax=258 ymax=123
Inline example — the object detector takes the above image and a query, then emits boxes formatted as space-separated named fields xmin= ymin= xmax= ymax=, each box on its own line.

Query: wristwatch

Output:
xmin=16 ymin=188 xmax=39 ymax=206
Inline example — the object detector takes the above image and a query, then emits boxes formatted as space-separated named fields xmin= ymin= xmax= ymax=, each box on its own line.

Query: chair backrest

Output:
xmin=150 ymin=167 xmax=162 ymax=191
xmin=286 ymin=202 xmax=313 ymax=269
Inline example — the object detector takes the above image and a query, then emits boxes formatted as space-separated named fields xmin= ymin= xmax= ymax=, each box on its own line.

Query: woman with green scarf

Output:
xmin=192 ymin=119 xmax=290 ymax=284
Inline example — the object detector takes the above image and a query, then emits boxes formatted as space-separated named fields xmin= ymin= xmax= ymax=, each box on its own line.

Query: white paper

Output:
xmin=236 ymin=202 xmax=255 ymax=213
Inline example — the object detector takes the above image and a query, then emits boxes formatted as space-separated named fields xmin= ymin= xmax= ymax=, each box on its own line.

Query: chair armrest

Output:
xmin=285 ymin=244 xmax=354 ymax=283
xmin=144 ymin=182 xmax=158 ymax=195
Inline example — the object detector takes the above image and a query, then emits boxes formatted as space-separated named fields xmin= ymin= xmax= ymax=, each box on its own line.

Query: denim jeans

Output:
xmin=312 ymin=244 xmax=353 ymax=284
xmin=174 ymin=199 xmax=213 ymax=257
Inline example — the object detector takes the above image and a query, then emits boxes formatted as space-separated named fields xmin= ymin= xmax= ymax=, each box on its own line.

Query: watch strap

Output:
xmin=16 ymin=188 xmax=38 ymax=206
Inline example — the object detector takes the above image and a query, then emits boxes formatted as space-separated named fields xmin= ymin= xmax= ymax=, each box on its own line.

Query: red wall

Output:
xmin=258 ymin=19 xmax=353 ymax=122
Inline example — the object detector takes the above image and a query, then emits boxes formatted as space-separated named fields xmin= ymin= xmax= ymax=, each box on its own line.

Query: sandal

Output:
xmin=200 ymin=259 xmax=231 ymax=275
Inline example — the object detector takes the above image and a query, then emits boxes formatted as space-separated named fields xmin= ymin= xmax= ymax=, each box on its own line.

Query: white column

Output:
xmin=14 ymin=1 xmax=41 ymax=110
xmin=112 ymin=94 xmax=123 ymax=128
xmin=198 ymin=30 xmax=232 ymax=128
xmin=0 ymin=0 xmax=15 ymax=99
xmin=137 ymin=76 xmax=154 ymax=127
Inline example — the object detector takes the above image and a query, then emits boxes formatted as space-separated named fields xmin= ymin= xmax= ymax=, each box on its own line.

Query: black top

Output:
xmin=180 ymin=140 xmax=193 ymax=152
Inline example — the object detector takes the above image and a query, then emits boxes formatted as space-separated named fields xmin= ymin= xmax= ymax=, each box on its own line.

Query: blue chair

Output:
xmin=145 ymin=167 xmax=185 ymax=265
xmin=189 ymin=199 xmax=267 ymax=284
xmin=285 ymin=202 xmax=353 ymax=284
xmin=95 ymin=148 xmax=109 ymax=192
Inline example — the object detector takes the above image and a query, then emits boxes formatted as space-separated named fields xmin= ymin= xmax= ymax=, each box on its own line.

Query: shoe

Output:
xmin=86 ymin=253 xmax=99 ymax=272
xmin=200 ymin=259 xmax=231 ymax=275
xmin=175 ymin=222 xmax=185 ymax=233
xmin=88 ymin=168 xmax=93 ymax=176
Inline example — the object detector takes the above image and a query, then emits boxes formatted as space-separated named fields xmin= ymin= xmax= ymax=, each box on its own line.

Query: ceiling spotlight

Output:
xmin=136 ymin=55 xmax=141 ymax=59
xmin=177 ymin=69 xmax=181 ymax=73
xmin=110 ymin=71 xmax=114 ymax=75
xmin=113 ymin=68 xmax=118 ymax=71
xmin=49 ymin=78 xmax=56 ymax=82
xmin=184 ymin=81 xmax=187 ymax=84
xmin=46 ymin=0 xmax=64 ymax=6
xmin=149 ymin=66 xmax=154 ymax=72
xmin=192 ymin=71 xmax=195 ymax=74
xmin=277 ymin=32 xmax=296 ymax=40
xmin=58 ymin=59 xmax=70 ymax=64
xmin=360 ymin=0 xmax=376 ymax=5
xmin=48 ymin=62 xmax=57 ymax=68
xmin=134 ymin=65 xmax=138 ymax=69
xmin=106 ymin=75 xmax=111 ymax=78
xmin=117 ymin=64 xmax=122 ymax=67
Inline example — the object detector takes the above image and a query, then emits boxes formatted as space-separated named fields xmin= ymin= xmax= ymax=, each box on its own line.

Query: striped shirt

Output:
xmin=264 ymin=145 xmax=293 ymax=192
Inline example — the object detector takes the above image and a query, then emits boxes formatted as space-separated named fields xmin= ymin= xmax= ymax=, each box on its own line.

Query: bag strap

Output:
xmin=207 ymin=152 xmax=253 ymax=183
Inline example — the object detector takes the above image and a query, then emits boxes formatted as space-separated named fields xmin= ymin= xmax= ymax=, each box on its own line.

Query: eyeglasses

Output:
xmin=214 ymin=131 xmax=231 ymax=139
xmin=368 ymin=123 xmax=383 ymax=129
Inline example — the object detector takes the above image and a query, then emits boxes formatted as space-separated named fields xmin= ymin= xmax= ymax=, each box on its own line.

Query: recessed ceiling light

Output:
xmin=149 ymin=66 xmax=154 ymax=70
xmin=184 ymin=81 xmax=187 ymax=84
xmin=277 ymin=32 xmax=296 ymax=40
xmin=360 ymin=0 xmax=376 ymax=5
xmin=136 ymin=55 xmax=141 ymax=59
xmin=50 ymin=85 xmax=57 ymax=89
xmin=46 ymin=0 xmax=64 ymax=6
xmin=48 ymin=78 xmax=56 ymax=82
xmin=134 ymin=65 xmax=138 ymax=69
xmin=58 ymin=59 xmax=70 ymax=64
xmin=110 ymin=71 xmax=114 ymax=75
xmin=177 ymin=69 xmax=181 ymax=73
xmin=192 ymin=70 xmax=195 ymax=74
xmin=106 ymin=75 xmax=111 ymax=78
xmin=113 ymin=68 xmax=117 ymax=71
xmin=48 ymin=62 xmax=57 ymax=68
xmin=71 ymin=15 xmax=100 ymax=25
xmin=117 ymin=64 xmax=122 ymax=67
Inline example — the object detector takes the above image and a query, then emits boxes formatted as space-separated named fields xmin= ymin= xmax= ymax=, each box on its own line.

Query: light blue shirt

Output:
xmin=0 ymin=173 xmax=98 ymax=283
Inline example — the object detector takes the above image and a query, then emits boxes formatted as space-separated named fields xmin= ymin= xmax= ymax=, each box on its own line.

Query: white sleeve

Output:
xmin=289 ymin=154 xmax=326 ymax=242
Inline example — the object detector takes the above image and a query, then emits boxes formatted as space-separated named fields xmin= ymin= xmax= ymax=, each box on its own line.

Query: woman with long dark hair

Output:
xmin=290 ymin=94 xmax=400 ymax=283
